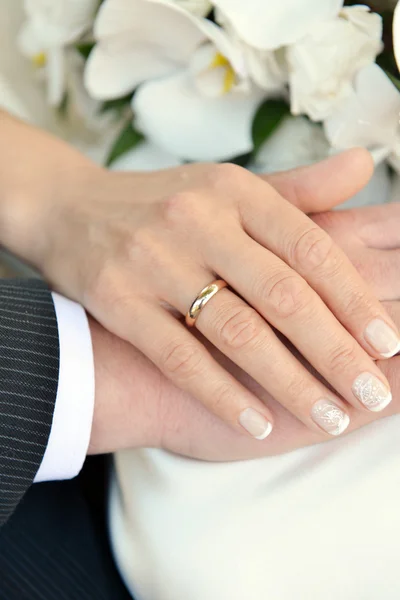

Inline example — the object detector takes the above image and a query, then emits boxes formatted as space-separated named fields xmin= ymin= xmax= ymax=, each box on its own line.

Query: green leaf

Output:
xmin=252 ymin=99 xmax=290 ymax=156
xmin=384 ymin=70 xmax=400 ymax=91
xmin=106 ymin=121 xmax=144 ymax=167
xmin=76 ymin=42 xmax=94 ymax=60
xmin=99 ymin=93 xmax=133 ymax=117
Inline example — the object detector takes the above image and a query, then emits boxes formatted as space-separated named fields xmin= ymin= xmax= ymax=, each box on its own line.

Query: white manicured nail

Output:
xmin=364 ymin=319 xmax=400 ymax=358
xmin=239 ymin=408 xmax=272 ymax=440
xmin=311 ymin=400 xmax=350 ymax=436
xmin=352 ymin=372 xmax=392 ymax=412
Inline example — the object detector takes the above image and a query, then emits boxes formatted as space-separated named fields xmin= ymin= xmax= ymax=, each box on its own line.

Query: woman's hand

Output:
xmin=1 ymin=115 xmax=399 ymax=440
xmin=89 ymin=305 xmax=400 ymax=460
xmin=90 ymin=202 xmax=400 ymax=459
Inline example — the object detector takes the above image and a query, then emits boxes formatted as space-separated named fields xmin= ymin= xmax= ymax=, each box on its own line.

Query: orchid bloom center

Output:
xmin=32 ymin=52 xmax=47 ymax=68
xmin=208 ymin=52 xmax=235 ymax=94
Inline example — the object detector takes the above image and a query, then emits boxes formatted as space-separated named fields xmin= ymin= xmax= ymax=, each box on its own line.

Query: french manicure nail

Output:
xmin=352 ymin=372 xmax=392 ymax=412
xmin=239 ymin=408 xmax=272 ymax=440
xmin=364 ymin=319 xmax=400 ymax=358
xmin=311 ymin=400 xmax=350 ymax=436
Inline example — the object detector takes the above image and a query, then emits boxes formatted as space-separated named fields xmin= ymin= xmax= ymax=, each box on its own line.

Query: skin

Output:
xmin=0 ymin=110 xmax=398 ymax=441
xmin=89 ymin=204 xmax=400 ymax=460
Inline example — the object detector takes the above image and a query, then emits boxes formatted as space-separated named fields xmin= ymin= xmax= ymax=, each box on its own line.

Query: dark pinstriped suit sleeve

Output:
xmin=0 ymin=279 xmax=59 ymax=527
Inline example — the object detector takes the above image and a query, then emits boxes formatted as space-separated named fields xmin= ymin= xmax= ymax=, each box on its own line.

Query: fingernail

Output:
xmin=352 ymin=372 xmax=392 ymax=412
xmin=364 ymin=319 xmax=400 ymax=358
xmin=311 ymin=400 xmax=350 ymax=436
xmin=239 ymin=408 xmax=272 ymax=440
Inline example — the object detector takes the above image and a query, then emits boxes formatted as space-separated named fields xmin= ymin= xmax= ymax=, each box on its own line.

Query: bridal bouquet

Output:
xmin=16 ymin=0 xmax=400 ymax=185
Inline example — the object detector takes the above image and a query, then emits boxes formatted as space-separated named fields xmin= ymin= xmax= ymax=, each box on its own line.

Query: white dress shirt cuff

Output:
xmin=34 ymin=293 xmax=95 ymax=483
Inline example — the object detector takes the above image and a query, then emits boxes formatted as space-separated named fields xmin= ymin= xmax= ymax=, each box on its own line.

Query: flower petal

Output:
xmin=250 ymin=116 xmax=329 ymax=173
xmin=324 ymin=64 xmax=400 ymax=151
xmin=288 ymin=7 xmax=383 ymax=121
xmin=94 ymin=0 xmax=204 ymax=60
xmin=86 ymin=0 xmax=208 ymax=99
xmin=193 ymin=17 xmax=246 ymax=77
xmin=214 ymin=0 xmax=343 ymax=50
xmin=243 ymin=46 xmax=287 ymax=92
xmin=85 ymin=36 xmax=182 ymax=99
xmin=23 ymin=0 xmax=98 ymax=47
xmin=111 ymin=140 xmax=182 ymax=171
xmin=133 ymin=70 xmax=265 ymax=161
xmin=17 ymin=20 xmax=44 ymax=56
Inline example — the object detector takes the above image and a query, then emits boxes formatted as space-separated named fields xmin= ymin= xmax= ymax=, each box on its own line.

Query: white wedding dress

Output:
xmin=1 ymin=3 xmax=400 ymax=599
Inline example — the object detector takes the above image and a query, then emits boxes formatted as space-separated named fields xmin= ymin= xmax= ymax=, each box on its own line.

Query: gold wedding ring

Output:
xmin=185 ymin=279 xmax=228 ymax=327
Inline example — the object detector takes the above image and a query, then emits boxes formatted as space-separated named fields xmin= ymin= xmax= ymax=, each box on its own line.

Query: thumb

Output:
xmin=260 ymin=148 xmax=374 ymax=213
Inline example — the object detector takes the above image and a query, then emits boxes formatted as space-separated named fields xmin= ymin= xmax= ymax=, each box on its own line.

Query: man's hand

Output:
xmin=89 ymin=200 xmax=400 ymax=461
xmin=313 ymin=202 xmax=400 ymax=301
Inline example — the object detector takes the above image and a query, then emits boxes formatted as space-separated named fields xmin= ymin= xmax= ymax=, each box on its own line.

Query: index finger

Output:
xmin=239 ymin=173 xmax=400 ymax=359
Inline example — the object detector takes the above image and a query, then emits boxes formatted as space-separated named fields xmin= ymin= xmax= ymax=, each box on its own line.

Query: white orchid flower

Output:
xmin=212 ymin=2 xmax=350 ymax=95
xmin=213 ymin=0 xmax=344 ymax=51
xmin=85 ymin=0 xmax=266 ymax=162
xmin=288 ymin=6 xmax=383 ymax=121
xmin=214 ymin=3 xmax=381 ymax=121
xmin=324 ymin=64 xmax=400 ymax=172
xmin=323 ymin=3 xmax=400 ymax=175
xmin=18 ymin=0 xmax=97 ymax=106
xmin=214 ymin=8 xmax=287 ymax=92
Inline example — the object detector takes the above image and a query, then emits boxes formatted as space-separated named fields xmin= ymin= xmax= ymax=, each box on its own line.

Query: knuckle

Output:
xmin=284 ymin=376 xmax=312 ymax=410
xmin=261 ymin=272 xmax=310 ymax=320
xmin=341 ymin=288 xmax=371 ymax=318
xmin=212 ymin=381 xmax=238 ymax=414
xmin=290 ymin=227 xmax=335 ymax=272
xmin=128 ymin=227 xmax=158 ymax=259
xmin=161 ymin=342 xmax=203 ymax=381
xmin=218 ymin=305 xmax=264 ymax=350
xmin=327 ymin=342 xmax=358 ymax=374
xmin=106 ymin=290 xmax=136 ymax=318
xmin=162 ymin=191 xmax=200 ymax=225
xmin=206 ymin=162 xmax=247 ymax=191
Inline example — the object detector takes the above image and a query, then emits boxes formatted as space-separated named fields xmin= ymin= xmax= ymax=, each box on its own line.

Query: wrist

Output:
xmin=88 ymin=315 xmax=162 ymax=454
xmin=0 ymin=113 xmax=100 ymax=269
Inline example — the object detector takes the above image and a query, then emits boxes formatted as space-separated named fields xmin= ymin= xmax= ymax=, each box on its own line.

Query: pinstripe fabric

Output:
xmin=0 ymin=279 xmax=59 ymax=527
xmin=0 ymin=457 xmax=133 ymax=600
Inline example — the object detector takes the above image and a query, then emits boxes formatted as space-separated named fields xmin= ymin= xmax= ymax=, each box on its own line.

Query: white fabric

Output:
xmin=35 ymin=293 xmax=95 ymax=482
xmin=110 ymin=416 xmax=400 ymax=600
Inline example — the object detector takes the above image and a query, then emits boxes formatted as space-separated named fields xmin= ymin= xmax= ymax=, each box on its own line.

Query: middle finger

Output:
xmin=204 ymin=229 xmax=392 ymax=413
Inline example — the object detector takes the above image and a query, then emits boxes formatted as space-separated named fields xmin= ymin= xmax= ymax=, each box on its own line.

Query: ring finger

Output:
xmin=201 ymin=230 xmax=393 ymax=414
xmin=165 ymin=269 xmax=352 ymax=436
